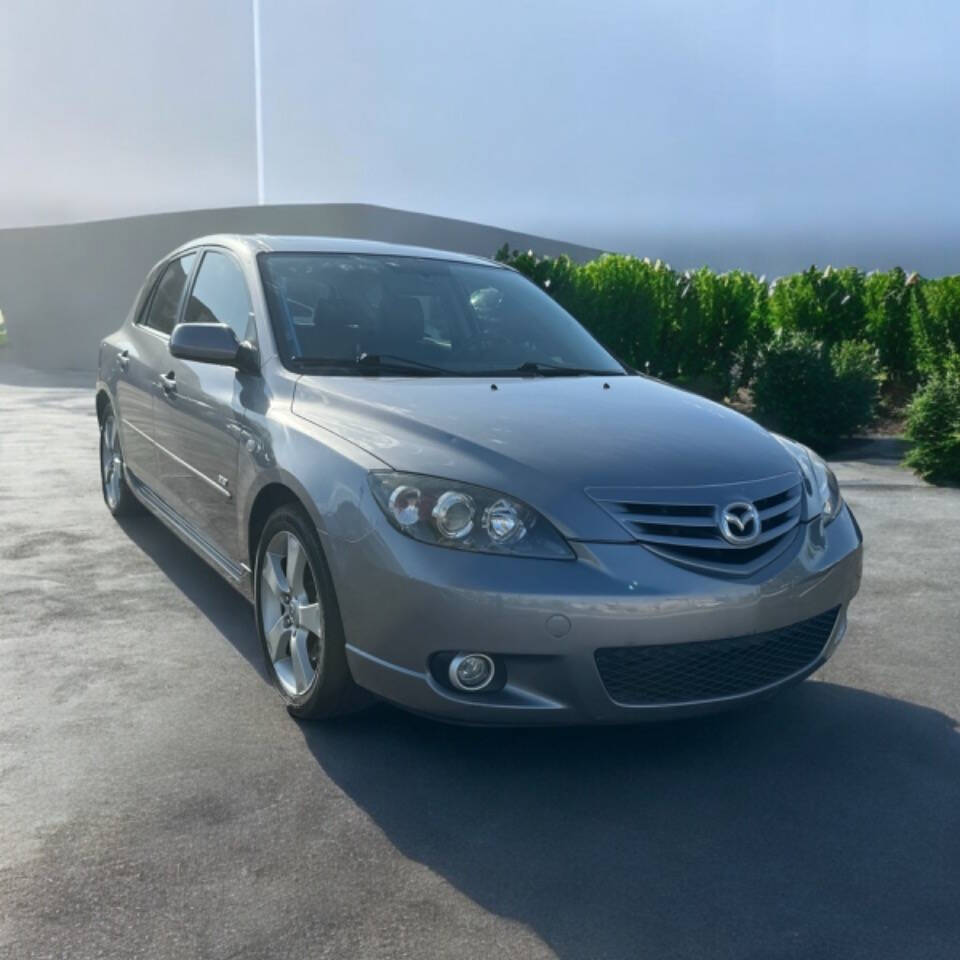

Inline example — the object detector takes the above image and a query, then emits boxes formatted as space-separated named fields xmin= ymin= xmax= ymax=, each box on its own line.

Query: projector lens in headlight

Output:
xmin=432 ymin=491 xmax=475 ymax=539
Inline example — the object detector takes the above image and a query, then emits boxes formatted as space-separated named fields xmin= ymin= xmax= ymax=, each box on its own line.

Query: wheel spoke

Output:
xmin=289 ymin=628 xmax=312 ymax=692
xmin=262 ymin=552 xmax=289 ymax=599
xmin=265 ymin=614 xmax=288 ymax=661
xmin=286 ymin=534 xmax=307 ymax=597
xmin=298 ymin=602 xmax=323 ymax=638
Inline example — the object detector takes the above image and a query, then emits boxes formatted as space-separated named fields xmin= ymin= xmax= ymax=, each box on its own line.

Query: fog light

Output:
xmin=449 ymin=652 xmax=495 ymax=692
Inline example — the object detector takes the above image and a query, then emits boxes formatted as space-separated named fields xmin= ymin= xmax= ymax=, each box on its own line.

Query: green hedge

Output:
xmin=864 ymin=268 xmax=919 ymax=381
xmin=769 ymin=265 xmax=867 ymax=345
xmin=912 ymin=275 xmax=960 ymax=378
xmin=495 ymin=246 xmax=951 ymax=389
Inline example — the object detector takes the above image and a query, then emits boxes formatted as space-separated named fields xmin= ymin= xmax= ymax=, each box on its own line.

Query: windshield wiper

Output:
xmin=288 ymin=354 xmax=451 ymax=376
xmin=357 ymin=353 xmax=454 ymax=373
xmin=356 ymin=353 xmax=457 ymax=375
xmin=511 ymin=361 xmax=626 ymax=377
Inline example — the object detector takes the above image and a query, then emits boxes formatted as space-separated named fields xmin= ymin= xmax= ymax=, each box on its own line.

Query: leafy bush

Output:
xmin=904 ymin=355 xmax=960 ymax=481
xmin=672 ymin=269 xmax=769 ymax=398
xmin=863 ymin=268 xmax=920 ymax=382
xmin=769 ymin=266 xmax=867 ymax=345
xmin=570 ymin=254 xmax=680 ymax=376
xmin=752 ymin=333 xmax=879 ymax=448
xmin=911 ymin=276 xmax=960 ymax=378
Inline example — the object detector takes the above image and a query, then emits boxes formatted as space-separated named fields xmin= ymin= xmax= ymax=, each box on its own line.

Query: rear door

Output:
xmin=116 ymin=253 xmax=197 ymax=487
xmin=153 ymin=248 xmax=257 ymax=564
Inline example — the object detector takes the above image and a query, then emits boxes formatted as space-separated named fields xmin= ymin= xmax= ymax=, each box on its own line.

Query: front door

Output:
xmin=152 ymin=249 xmax=257 ymax=566
xmin=118 ymin=253 xmax=197 ymax=486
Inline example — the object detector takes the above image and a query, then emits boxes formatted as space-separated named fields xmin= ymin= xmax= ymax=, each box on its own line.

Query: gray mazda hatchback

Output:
xmin=96 ymin=235 xmax=863 ymax=724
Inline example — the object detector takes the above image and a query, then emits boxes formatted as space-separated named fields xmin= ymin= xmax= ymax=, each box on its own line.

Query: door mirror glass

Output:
xmin=169 ymin=322 xmax=241 ymax=366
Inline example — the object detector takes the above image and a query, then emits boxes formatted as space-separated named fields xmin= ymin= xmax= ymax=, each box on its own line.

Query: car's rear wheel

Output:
xmin=99 ymin=407 xmax=143 ymax=517
xmin=255 ymin=505 xmax=367 ymax=719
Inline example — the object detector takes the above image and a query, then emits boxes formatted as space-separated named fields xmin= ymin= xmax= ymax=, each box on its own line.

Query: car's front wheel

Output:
xmin=255 ymin=505 xmax=367 ymax=719
xmin=99 ymin=406 xmax=143 ymax=517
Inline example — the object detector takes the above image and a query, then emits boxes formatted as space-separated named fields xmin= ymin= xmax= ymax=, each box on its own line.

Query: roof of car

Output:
xmin=174 ymin=233 xmax=505 ymax=267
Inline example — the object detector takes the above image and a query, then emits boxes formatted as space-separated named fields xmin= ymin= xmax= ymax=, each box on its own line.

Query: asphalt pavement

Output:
xmin=2 ymin=363 xmax=959 ymax=960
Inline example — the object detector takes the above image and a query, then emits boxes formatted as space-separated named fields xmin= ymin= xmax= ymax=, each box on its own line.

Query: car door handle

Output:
xmin=117 ymin=349 xmax=129 ymax=370
xmin=159 ymin=372 xmax=177 ymax=394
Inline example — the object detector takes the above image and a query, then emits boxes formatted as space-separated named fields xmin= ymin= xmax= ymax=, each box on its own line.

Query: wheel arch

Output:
xmin=95 ymin=387 xmax=112 ymax=423
xmin=247 ymin=481 xmax=311 ymax=574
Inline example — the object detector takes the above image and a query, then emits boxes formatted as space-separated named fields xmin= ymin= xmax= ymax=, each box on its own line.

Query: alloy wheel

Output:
xmin=101 ymin=414 xmax=124 ymax=509
xmin=260 ymin=530 xmax=325 ymax=697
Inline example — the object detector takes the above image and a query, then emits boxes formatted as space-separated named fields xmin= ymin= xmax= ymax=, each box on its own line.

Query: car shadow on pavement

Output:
xmin=299 ymin=685 xmax=960 ymax=960
xmin=119 ymin=511 xmax=960 ymax=959
xmin=117 ymin=514 xmax=268 ymax=681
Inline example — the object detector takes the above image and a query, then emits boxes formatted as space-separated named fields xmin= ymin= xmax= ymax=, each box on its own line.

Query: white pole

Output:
xmin=252 ymin=0 xmax=265 ymax=205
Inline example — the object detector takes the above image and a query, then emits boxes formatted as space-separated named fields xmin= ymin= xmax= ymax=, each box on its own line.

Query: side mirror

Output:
xmin=169 ymin=323 xmax=258 ymax=372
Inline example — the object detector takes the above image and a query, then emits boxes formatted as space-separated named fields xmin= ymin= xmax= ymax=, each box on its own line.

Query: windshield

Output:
xmin=258 ymin=253 xmax=625 ymax=376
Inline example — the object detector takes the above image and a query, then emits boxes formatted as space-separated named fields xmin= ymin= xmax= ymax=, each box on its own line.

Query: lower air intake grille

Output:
xmin=595 ymin=607 xmax=839 ymax=706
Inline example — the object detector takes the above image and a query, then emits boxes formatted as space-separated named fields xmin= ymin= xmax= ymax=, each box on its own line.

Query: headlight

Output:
xmin=369 ymin=472 xmax=574 ymax=559
xmin=774 ymin=435 xmax=844 ymax=524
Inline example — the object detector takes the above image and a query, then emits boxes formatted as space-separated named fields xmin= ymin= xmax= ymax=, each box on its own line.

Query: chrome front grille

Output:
xmin=588 ymin=472 xmax=805 ymax=576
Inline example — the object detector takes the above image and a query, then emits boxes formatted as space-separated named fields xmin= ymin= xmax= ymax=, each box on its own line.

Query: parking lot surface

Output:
xmin=2 ymin=365 xmax=959 ymax=960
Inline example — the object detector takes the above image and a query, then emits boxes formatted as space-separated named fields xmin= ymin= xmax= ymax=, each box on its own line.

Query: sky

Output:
xmin=1 ymin=0 xmax=958 ymax=273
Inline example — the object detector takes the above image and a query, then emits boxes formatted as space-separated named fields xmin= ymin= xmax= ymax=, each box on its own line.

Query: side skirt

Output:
xmin=126 ymin=469 xmax=254 ymax=602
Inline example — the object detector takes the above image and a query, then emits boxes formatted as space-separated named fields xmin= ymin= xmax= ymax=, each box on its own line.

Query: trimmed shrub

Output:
xmin=830 ymin=339 xmax=883 ymax=440
xmin=752 ymin=332 xmax=879 ymax=448
xmin=769 ymin=265 xmax=867 ymax=345
xmin=864 ymin=268 xmax=920 ymax=382
xmin=904 ymin=355 xmax=960 ymax=482
xmin=672 ymin=268 xmax=769 ymax=398
xmin=573 ymin=254 xmax=680 ymax=376
xmin=912 ymin=275 xmax=960 ymax=378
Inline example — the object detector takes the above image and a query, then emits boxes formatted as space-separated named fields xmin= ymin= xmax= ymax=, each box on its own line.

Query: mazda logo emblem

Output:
xmin=719 ymin=501 xmax=761 ymax=545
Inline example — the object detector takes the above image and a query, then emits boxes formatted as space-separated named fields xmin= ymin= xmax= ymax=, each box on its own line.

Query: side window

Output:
xmin=183 ymin=251 xmax=255 ymax=342
xmin=143 ymin=253 xmax=197 ymax=336
xmin=133 ymin=263 xmax=164 ymax=326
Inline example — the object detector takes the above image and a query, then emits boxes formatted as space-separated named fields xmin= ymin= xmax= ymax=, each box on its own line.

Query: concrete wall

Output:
xmin=0 ymin=203 xmax=600 ymax=372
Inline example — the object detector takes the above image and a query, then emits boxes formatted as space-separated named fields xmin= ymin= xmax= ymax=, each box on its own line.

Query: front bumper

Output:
xmin=329 ymin=504 xmax=863 ymax=725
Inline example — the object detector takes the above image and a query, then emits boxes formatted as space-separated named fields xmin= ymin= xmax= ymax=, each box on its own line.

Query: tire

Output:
xmin=99 ymin=405 xmax=144 ymax=517
xmin=254 ymin=504 xmax=368 ymax=719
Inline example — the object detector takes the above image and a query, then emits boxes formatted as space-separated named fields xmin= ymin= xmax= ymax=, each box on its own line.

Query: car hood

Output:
xmin=292 ymin=374 xmax=800 ymax=542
